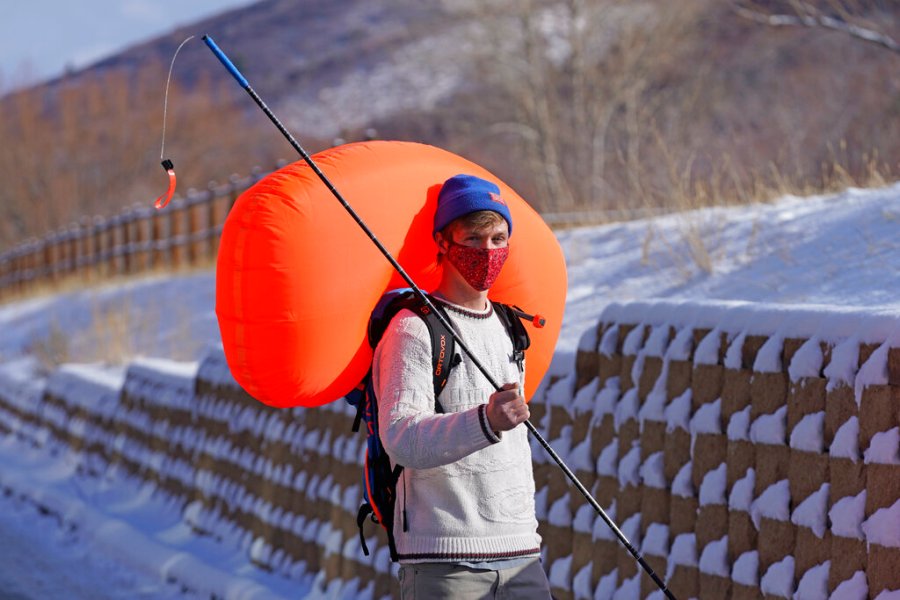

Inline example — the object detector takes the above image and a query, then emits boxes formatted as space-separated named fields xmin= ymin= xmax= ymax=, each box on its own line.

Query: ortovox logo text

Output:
xmin=435 ymin=334 xmax=447 ymax=375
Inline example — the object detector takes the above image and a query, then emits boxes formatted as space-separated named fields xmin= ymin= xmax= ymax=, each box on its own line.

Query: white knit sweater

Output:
xmin=372 ymin=300 xmax=542 ymax=563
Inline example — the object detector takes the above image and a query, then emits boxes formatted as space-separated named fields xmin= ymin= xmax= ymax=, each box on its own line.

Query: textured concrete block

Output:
xmin=699 ymin=573 xmax=732 ymax=600
xmin=727 ymin=440 xmax=756 ymax=492
xmin=728 ymin=510 xmax=757 ymax=560
xmin=866 ymin=463 xmax=900 ymax=518
xmin=794 ymin=527 xmax=831 ymax=578
xmin=667 ymin=360 xmax=693 ymax=401
xmin=757 ymin=518 xmax=796 ymax=576
xmin=867 ymin=543 xmax=900 ymax=597
xmin=754 ymin=444 xmax=791 ymax=496
xmin=828 ymin=535 xmax=867 ymax=593
xmin=639 ymin=356 xmax=664 ymax=401
xmin=731 ymin=582 xmax=761 ymax=600
xmin=742 ymin=335 xmax=769 ymax=370
xmin=640 ymin=420 xmax=667 ymax=459
xmin=598 ymin=354 xmax=622 ymax=388
xmin=829 ymin=457 xmax=866 ymax=500
xmin=859 ymin=384 xmax=897 ymax=452
xmin=722 ymin=368 xmax=753 ymax=420
xmin=639 ymin=555 xmax=668 ymax=599
xmin=640 ymin=487 xmax=671 ymax=534
xmin=692 ymin=434 xmax=727 ymax=490
xmin=695 ymin=504 xmax=728 ymax=550
xmin=788 ymin=450 xmax=828 ymax=506
xmin=664 ymin=428 xmax=691 ymax=483
xmin=787 ymin=377 xmax=826 ymax=433
xmin=692 ymin=364 xmax=724 ymax=408
xmin=750 ymin=372 xmax=788 ymax=421
xmin=621 ymin=355 xmax=638 ymax=393
xmin=824 ymin=385 xmax=857 ymax=450
xmin=670 ymin=495 xmax=698 ymax=537
xmin=667 ymin=565 xmax=699 ymax=600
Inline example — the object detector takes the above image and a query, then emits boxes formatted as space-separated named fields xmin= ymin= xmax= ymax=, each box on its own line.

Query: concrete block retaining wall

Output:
xmin=0 ymin=300 xmax=898 ymax=599
xmin=532 ymin=302 xmax=900 ymax=599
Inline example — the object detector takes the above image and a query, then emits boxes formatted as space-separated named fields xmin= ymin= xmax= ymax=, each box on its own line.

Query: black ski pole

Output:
xmin=202 ymin=34 xmax=676 ymax=600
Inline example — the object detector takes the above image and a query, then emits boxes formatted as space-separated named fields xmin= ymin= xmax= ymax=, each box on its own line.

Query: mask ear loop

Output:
xmin=154 ymin=35 xmax=195 ymax=209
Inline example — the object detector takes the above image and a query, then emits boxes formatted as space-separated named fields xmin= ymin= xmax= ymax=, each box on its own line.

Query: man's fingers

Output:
xmin=494 ymin=391 xmax=520 ymax=405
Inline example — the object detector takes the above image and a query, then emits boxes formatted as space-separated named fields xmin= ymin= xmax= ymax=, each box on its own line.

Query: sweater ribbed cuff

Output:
xmin=478 ymin=404 xmax=502 ymax=444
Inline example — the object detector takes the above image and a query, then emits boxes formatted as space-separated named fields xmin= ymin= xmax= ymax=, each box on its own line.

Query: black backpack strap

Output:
xmin=404 ymin=295 xmax=459 ymax=414
xmin=347 ymin=383 xmax=365 ymax=432
xmin=355 ymin=505 xmax=400 ymax=561
xmin=491 ymin=302 xmax=532 ymax=372
xmin=356 ymin=463 xmax=404 ymax=561
xmin=382 ymin=464 xmax=404 ymax=561
xmin=356 ymin=504 xmax=373 ymax=556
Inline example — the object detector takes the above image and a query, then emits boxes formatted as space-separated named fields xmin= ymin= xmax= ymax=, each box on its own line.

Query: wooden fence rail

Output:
xmin=0 ymin=165 xmax=285 ymax=301
xmin=0 ymin=161 xmax=638 ymax=303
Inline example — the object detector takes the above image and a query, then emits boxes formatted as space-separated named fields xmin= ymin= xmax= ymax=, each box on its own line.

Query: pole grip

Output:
xmin=202 ymin=35 xmax=249 ymax=89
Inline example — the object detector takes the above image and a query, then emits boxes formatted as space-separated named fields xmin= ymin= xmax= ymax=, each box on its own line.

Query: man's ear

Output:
xmin=434 ymin=231 xmax=449 ymax=255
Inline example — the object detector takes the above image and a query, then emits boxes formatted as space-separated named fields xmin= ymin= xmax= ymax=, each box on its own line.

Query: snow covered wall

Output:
xmin=0 ymin=298 xmax=898 ymax=599
xmin=530 ymin=300 xmax=900 ymax=600
xmin=0 ymin=353 xmax=391 ymax=599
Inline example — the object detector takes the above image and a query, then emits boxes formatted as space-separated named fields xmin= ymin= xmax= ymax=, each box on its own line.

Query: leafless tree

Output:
xmin=733 ymin=0 xmax=900 ymax=54
xmin=0 ymin=63 xmax=286 ymax=251
xmin=444 ymin=0 xmax=713 ymax=213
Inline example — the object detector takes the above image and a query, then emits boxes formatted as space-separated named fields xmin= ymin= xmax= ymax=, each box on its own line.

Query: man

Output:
xmin=373 ymin=174 xmax=551 ymax=599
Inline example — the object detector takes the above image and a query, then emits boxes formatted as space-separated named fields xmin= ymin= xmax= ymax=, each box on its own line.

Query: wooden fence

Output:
xmin=0 ymin=165 xmax=285 ymax=300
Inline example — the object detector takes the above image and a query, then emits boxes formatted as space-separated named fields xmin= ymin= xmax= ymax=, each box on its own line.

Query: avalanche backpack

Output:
xmin=345 ymin=288 xmax=536 ymax=561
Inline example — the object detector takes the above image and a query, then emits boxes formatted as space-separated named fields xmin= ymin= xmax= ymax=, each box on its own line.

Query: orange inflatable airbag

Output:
xmin=216 ymin=141 xmax=567 ymax=408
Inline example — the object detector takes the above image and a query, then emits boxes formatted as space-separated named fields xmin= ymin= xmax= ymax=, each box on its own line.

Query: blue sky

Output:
xmin=0 ymin=0 xmax=256 ymax=89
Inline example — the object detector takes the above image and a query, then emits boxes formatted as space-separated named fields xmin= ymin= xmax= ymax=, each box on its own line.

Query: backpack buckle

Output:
xmin=512 ymin=349 xmax=525 ymax=371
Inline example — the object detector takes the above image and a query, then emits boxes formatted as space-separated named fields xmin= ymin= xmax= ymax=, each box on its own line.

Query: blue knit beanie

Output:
xmin=433 ymin=174 xmax=513 ymax=236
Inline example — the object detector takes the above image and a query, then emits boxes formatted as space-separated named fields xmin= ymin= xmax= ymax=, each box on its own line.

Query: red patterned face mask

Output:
xmin=446 ymin=241 xmax=509 ymax=291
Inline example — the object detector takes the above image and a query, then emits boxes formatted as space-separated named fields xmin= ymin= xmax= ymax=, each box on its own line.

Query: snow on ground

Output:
xmin=0 ymin=181 xmax=897 ymax=597
xmin=555 ymin=183 xmax=900 ymax=370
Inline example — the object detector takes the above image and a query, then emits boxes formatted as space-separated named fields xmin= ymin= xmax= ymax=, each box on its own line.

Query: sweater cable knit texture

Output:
xmin=372 ymin=301 xmax=542 ymax=563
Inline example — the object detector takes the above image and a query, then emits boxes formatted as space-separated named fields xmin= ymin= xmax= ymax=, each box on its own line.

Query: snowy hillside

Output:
xmin=4 ymin=183 xmax=899 ymax=374
xmin=0 ymin=181 xmax=898 ymax=598
xmin=554 ymin=183 xmax=900 ymax=365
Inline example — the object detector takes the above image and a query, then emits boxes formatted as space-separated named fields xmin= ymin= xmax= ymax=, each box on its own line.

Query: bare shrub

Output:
xmin=0 ymin=62 xmax=294 ymax=253
xmin=441 ymin=0 xmax=898 ymax=218
xmin=28 ymin=318 xmax=70 ymax=375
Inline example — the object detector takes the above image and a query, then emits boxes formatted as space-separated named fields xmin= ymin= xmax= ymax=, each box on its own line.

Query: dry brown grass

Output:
xmin=12 ymin=262 xmax=210 ymax=372
xmin=0 ymin=62 xmax=291 ymax=253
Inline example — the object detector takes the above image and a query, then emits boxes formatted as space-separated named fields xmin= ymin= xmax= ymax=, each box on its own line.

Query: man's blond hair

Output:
xmin=440 ymin=210 xmax=507 ymax=238
xmin=436 ymin=210 xmax=508 ymax=262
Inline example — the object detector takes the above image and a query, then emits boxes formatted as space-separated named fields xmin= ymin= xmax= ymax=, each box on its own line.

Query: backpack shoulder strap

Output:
xmin=491 ymin=302 xmax=532 ymax=372
xmin=401 ymin=295 xmax=458 ymax=412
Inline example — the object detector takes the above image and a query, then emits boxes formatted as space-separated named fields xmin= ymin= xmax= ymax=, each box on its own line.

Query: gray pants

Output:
xmin=398 ymin=558 xmax=552 ymax=599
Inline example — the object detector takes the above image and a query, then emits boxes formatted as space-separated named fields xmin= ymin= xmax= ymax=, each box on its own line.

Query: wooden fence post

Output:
xmin=8 ymin=245 xmax=20 ymax=296
xmin=105 ymin=216 xmax=118 ymax=277
xmin=92 ymin=216 xmax=106 ymax=280
xmin=169 ymin=197 xmax=185 ymax=269
xmin=131 ymin=205 xmax=149 ymax=274
xmin=121 ymin=209 xmax=134 ymax=276
xmin=0 ymin=165 xmax=280 ymax=297
xmin=0 ymin=251 xmax=8 ymax=300
xmin=78 ymin=218 xmax=90 ymax=282
xmin=24 ymin=239 xmax=38 ymax=295
xmin=44 ymin=233 xmax=56 ymax=286
xmin=67 ymin=223 xmax=80 ymax=280
xmin=151 ymin=207 xmax=165 ymax=269
xmin=187 ymin=189 xmax=205 ymax=266
xmin=209 ymin=179 xmax=230 ymax=261
xmin=55 ymin=226 xmax=69 ymax=281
